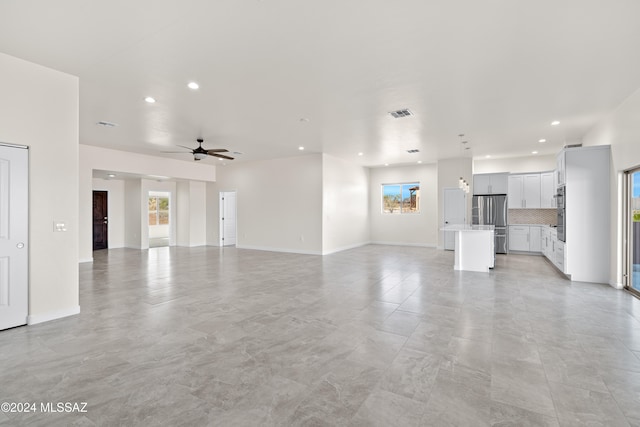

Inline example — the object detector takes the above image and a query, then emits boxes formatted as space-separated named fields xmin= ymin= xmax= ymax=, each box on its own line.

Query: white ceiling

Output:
xmin=2 ymin=0 xmax=640 ymax=167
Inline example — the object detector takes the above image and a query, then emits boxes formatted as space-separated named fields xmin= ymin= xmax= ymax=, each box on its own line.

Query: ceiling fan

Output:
xmin=164 ymin=138 xmax=234 ymax=161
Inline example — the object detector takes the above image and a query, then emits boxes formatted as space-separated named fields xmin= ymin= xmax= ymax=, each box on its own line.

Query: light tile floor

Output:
xmin=2 ymin=245 xmax=640 ymax=426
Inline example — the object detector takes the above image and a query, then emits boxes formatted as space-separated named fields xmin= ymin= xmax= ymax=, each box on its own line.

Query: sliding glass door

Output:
xmin=626 ymin=167 xmax=640 ymax=295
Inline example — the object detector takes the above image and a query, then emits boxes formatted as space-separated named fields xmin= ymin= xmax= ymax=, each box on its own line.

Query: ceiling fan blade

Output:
xmin=161 ymin=151 xmax=190 ymax=153
xmin=206 ymin=149 xmax=229 ymax=153
xmin=209 ymin=153 xmax=234 ymax=160
xmin=176 ymin=145 xmax=195 ymax=151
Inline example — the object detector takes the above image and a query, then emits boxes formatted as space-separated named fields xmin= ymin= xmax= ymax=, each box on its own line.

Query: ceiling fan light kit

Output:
xmin=163 ymin=138 xmax=234 ymax=162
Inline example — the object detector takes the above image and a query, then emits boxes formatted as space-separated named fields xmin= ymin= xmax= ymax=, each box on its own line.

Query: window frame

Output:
xmin=381 ymin=182 xmax=421 ymax=214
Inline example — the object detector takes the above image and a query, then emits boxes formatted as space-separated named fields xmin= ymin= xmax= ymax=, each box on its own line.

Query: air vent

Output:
xmin=406 ymin=149 xmax=420 ymax=154
xmin=389 ymin=109 xmax=413 ymax=119
xmin=564 ymin=143 xmax=582 ymax=149
xmin=97 ymin=121 xmax=117 ymax=127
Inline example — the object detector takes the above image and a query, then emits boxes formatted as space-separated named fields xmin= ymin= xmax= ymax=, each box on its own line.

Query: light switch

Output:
xmin=54 ymin=221 xmax=67 ymax=232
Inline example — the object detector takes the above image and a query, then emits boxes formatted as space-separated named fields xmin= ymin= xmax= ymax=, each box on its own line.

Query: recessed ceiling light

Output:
xmin=147 ymin=175 xmax=169 ymax=179
xmin=298 ymin=146 xmax=305 ymax=151
xmin=532 ymin=151 xmax=538 ymax=154
xmin=144 ymin=96 xmax=156 ymax=103
xmin=107 ymin=174 xmax=116 ymax=178
xmin=187 ymin=82 xmax=199 ymax=90
xmin=538 ymin=139 xmax=547 ymax=143
xmin=358 ymin=152 xmax=363 ymax=156
xmin=485 ymin=155 xmax=491 ymax=158
xmin=384 ymin=163 xmax=389 ymax=166
xmin=417 ymin=160 xmax=422 ymax=164
xmin=218 ymin=158 xmax=223 ymax=161
xmin=551 ymin=120 xmax=560 ymax=126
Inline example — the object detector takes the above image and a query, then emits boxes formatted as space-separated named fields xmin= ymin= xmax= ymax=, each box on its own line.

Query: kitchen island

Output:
xmin=441 ymin=225 xmax=495 ymax=273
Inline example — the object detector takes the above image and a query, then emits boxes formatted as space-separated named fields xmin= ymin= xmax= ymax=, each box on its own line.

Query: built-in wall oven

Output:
xmin=557 ymin=185 xmax=566 ymax=242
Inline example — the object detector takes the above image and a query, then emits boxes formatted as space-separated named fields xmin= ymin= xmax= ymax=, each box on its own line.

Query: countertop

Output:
xmin=441 ymin=224 xmax=495 ymax=231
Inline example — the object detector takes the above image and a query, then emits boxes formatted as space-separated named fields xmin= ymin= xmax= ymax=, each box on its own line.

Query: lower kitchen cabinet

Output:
xmin=508 ymin=225 xmax=542 ymax=253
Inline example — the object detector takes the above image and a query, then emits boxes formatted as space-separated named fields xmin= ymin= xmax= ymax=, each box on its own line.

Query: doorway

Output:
xmin=0 ymin=144 xmax=29 ymax=330
xmin=93 ymin=190 xmax=108 ymax=250
xmin=625 ymin=167 xmax=640 ymax=296
xmin=220 ymin=191 xmax=237 ymax=246
xmin=148 ymin=192 xmax=170 ymax=248
xmin=443 ymin=188 xmax=467 ymax=250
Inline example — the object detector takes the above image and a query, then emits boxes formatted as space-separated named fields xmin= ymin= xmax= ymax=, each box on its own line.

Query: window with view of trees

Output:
xmin=382 ymin=183 xmax=420 ymax=214
xmin=148 ymin=196 xmax=169 ymax=225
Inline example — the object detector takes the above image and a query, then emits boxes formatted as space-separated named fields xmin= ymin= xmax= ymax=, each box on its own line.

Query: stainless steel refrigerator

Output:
xmin=472 ymin=194 xmax=508 ymax=254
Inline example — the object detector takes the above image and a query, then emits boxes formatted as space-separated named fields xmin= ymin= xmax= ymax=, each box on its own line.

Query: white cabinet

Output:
xmin=509 ymin=226 xmax=530 ymax=251
xmin=508 ymin=174 xmax=541 ymax=208
xmin=529 ymin=226 xmax=541 ymax=252
xmin=473 ymin=173 xmax=508 ymax=195
xmin=509 ymin=225 xmax=542 ymax=253
xmin=540 ymin=172 xmax=556 ymax=208
xmin=541 ymin=226 xmax=565 ymax=273
xmin=541 ymin=227 xmax=550 ymax=257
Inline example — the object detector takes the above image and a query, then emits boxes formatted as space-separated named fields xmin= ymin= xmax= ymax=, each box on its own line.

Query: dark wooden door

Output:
xmin=93 ymin=191 xmax=108 ymax=250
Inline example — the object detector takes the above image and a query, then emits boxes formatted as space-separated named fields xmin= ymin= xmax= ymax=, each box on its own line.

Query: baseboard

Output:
xmin=27 ymin=305 xmax=80 ymax=325
xmin=322 ymin=241 xmax=371 ymax=255
xmin=369 ymin=241 xmax=437 ymax=248
xmin=78 ymin=257 xmax=93 ymax=263
xmin=609 ymin=281 xmax=624 ymax=290
xmin=236 ymin=244 xmax=322 ymax=256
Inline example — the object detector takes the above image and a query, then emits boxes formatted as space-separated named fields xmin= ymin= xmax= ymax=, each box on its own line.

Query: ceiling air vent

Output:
xmin=389 ymin=109 xmax=413 ymax=119
xmin=97 ymin=121 xmax=118 ymax=127
xmin=406 ymin=149 xmax=420 ymax=154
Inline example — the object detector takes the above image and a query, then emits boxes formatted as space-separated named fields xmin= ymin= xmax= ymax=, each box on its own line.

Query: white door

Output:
xmin=220 ymin=191 xmax=237 ymax=246
xmin=443 ymin=188 xmax=466 ymax=251
xmin=0 ymin=144 xmax=28 ymax=330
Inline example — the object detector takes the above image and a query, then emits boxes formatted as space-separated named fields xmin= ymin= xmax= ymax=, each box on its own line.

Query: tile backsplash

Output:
xmin=508 ymin=209 xmax=557 ymax=225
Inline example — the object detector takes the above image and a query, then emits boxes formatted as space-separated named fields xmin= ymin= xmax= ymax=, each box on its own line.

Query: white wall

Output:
xmin=437 ymin=158 xmax=473 ymax=249
xmin=176 ymin=181 xmax=207 ymax=247
xmin=124 ymin=180 xmax=142 ymax=249
xmin=370 ymin=164 xmax=438 ymax=247
xmin=473 ymin=154 xmax=556 ymax=174
xmin=79 ymin=144 xmax=216 ymax=260
xmin=0 ymin=52 xmax=79 ymax=323
xmin=322 ymin=154 xmax=370 ymax=254
xmin=212 ymin=154 xmax=324 ymax=254
xmin=92 ymin=178 xmax=125 ymax=248
xmin=582 ymin=87 xmax=640 ymax=287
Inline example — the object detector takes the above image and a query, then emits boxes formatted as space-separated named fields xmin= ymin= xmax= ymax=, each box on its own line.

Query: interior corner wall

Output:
xmin=369 ymin=164 xmax=438 ymax=247
xmin=189 ymin=181 xmax=207 ymax=247
xmin=322 ymin=154 xmax=370 ymax=254
xmin=215 ymin=154 xmax=323 ymax=254
xmin=437 ymin=158 xmax=472 ymax=249
xmin=124 ymin=180 xmax=143 ymax=249
xmin=206 ymin=182 xmax=220 ymax=246
xmin=582 ymin=86 xmax=640 ymax=287
xmin=0 ymin=52 xmax=79 ymax=323
xmin=92 ymin=178 xmax=125 ymax=249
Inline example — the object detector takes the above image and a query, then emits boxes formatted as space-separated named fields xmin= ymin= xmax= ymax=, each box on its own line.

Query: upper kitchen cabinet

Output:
xmin=540 ymin=171 xmax=556 ymax=208
xmin=508 ymin=174 xmax=541 ymax=208
xmin=473 ymin=173 xmax=508 ymax=195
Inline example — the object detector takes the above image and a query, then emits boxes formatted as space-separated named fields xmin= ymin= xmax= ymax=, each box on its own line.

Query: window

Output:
xmin=148 ymin=196 xmax=169 ymax=225
xmin=382 ymin=183 xmax=420 ymax=214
